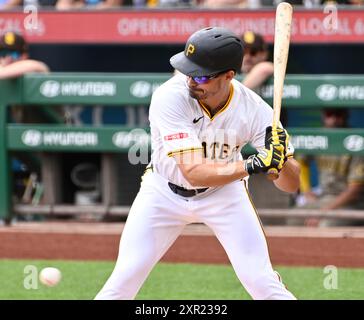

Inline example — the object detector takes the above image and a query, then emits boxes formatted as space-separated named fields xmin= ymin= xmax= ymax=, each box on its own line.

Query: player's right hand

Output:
xmin=244 ymin=143 xmax=285 ymax=175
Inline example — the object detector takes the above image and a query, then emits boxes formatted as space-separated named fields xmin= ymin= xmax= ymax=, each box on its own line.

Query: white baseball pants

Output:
xmin=95 ymin=171 xmax=296 ymax=300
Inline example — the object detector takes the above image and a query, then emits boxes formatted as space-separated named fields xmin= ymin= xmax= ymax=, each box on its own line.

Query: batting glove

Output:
xmin=265 ymin=126 xmax=292 ymax=160
xmin=244 ymin=143 xmax=285 ymax=175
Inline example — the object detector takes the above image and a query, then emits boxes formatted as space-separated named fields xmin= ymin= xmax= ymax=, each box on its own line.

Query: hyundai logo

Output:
xmin=316 ymin=84 xmax=338 ymax=101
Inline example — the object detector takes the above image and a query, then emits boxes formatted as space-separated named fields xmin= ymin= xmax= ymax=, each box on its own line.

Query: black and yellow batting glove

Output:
xmin=265 ymin=126 xmax=291 ymax=160
xmin=244 ymin=143 xmax=285 ymax=175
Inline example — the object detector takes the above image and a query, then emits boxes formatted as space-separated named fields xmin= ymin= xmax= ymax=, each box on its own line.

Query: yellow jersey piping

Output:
xmin=197 ymin=84 xmax=234 ymax=121
xmin=167 ymin=147 xmax=204 ymax=158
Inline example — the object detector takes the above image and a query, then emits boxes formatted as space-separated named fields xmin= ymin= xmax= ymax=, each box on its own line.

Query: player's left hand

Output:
xmin=265 ymin=126 xmax=290 ymax=160
xmin=244 ymin=143 xmax=285 ymax=175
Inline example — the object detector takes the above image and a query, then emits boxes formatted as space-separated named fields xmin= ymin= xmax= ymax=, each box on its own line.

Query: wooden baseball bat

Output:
xmin=267 ymin=2 xmax=293 ymax=181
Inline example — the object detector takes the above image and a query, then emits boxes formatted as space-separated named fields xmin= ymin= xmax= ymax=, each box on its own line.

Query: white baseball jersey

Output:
xmin=149 ymin=73 xmax=293 ymax=189
xmin=96 ymin=72 xmax=297 ymax=301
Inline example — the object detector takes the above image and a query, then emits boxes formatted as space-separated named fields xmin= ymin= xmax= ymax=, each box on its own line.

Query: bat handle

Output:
xmin=266 ymin=168 xmax=279 ymax=181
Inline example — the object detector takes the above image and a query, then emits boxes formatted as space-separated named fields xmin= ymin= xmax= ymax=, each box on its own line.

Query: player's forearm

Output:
xmin=181 ymin=161 xmax=249 ymax=187
xmin=273 ymin=158 xmax=300 ymax=193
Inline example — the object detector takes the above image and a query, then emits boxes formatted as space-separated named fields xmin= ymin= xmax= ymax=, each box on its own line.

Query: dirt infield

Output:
xmin=1 ymin=222 xmax=364 ymax=268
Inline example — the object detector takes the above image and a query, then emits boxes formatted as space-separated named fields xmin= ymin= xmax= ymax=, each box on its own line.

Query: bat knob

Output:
xmin=266 ymin=168 xmax=279 ymax=181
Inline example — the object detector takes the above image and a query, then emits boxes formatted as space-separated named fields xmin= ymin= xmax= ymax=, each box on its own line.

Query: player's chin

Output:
xmin=188 ymin=88 xmax=205 ymax=100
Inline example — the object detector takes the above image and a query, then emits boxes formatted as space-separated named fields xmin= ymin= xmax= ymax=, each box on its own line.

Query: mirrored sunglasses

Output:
xmin=0 ymin=51 xmax=21 ymax=59
xmin=191 ymin=72 xmax=223 ymax=84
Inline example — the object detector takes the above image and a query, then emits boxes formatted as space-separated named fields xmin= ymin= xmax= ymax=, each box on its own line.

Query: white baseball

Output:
xmin=39 ymin=267 xmax=62 ymax=287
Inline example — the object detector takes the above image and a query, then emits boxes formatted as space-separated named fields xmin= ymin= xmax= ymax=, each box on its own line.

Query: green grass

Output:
xmin=0 ymin=259 xmax=363 ymax=300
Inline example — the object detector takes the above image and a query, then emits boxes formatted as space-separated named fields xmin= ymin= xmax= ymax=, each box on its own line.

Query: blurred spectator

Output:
xmin=198 ymin=0 xmax=253 ymax=8
xmin=275 ymin=0 xmax=364 ymax=7
xmin=240 ymin=31 xmax=289 ymax=126
xmin=273 ymin=0 xmax=305 ymax=7
xmin=0 ymin=0 xmax=22 ymax=9
xmin=0 ymin=31 xmax=49 ymax=81
xmin=0 ymin=31 xmax=53 ymax=207
xmin=345 ymin=0 xmax=363 ymax=5
xmin=240 ymin=31 xmax=274 ymax=91
xmin=144 ymin=0 xmax=192 ymax=6
xmin=0 ymin=31 xmax=54 ymax=131
xmin=0 ymin=31 xmax=65 ymax=124
xmin=296 ymin=108 xmax=364 ymax=227
xmin=56 ymin=0 xmax=122 ymax=10
xmin=37 ymin=0 xmax=59 ymax=6
xmin=0 ymin=31 xmax=51 ymax=123
xmin=322 ymin=0 xmax=363 ymax=6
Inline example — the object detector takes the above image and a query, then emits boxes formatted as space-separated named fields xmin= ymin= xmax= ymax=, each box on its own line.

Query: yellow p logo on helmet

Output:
xmin=185 ymin=44 xmax=195 ymax=56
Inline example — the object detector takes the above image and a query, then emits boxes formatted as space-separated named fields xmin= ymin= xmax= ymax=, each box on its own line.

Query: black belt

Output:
xmin=168 ymin=182 xmax=208 ymax=198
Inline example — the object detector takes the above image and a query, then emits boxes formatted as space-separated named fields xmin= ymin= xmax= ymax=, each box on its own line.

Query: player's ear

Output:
xmin=226 ymin=70 xmax=235 ymax=80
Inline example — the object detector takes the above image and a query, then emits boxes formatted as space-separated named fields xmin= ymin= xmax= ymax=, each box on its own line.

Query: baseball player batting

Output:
xmin=95 ymin=26 xmax=300 ymax=300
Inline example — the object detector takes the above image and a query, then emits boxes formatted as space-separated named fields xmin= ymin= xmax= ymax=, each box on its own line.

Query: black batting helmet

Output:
xmin=170 ymin=27 xmax=244 ymax=77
